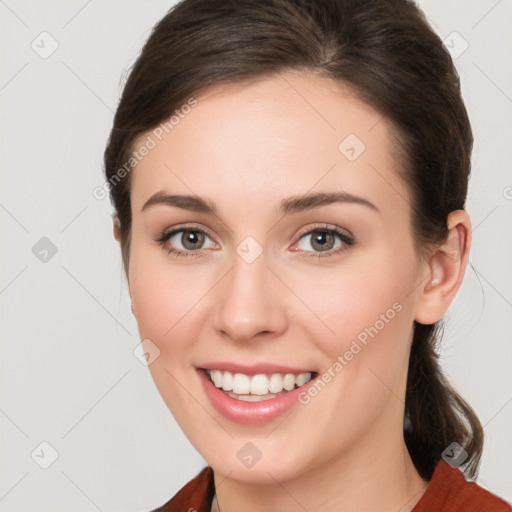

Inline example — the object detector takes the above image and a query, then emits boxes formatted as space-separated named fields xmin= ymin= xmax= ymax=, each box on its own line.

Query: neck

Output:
xmin=211 ymin=432 xmax=429 ymax=512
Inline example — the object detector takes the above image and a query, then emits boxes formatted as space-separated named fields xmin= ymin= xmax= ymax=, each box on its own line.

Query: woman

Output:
xmin=103 ymin=0 xmax=511 ymax=510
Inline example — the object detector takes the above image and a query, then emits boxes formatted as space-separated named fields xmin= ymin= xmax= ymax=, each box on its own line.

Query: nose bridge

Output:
xmin=213 ymin=245 xmax=286 ymax=342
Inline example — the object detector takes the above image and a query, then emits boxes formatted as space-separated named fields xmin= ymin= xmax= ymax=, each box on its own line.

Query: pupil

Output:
xmin=183 ymin=230 xmax=204 ymax=250
xmin=312 ymin=231 xmax=333 ymax=251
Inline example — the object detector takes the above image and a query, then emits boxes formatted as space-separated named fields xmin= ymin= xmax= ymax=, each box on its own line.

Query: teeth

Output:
xmin=208 ymin=370 xmax=313 ymax=396
xmin=211 ymin=369 xmax=223 ymax=387
xmin=295 ymin=373 xmax=310 ymax=386
xmin=250 ymin=374 xmax=268 ymax=395
xmin=283 ymin=374 xmax=296 ymax=391
xmin=232 ymin=373 xmax=251 ymax=394
xmin=222 ymin=371 xmax=233 ymax=391
xmin=269 ymin=373 xmax=284 ymax=393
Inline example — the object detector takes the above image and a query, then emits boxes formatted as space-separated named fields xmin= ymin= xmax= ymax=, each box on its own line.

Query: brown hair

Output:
xmin=104 ymin=0 xmax=483 ymax=480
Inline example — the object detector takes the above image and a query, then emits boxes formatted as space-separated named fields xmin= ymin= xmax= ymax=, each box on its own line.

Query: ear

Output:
xmin=414 ymin=210 xmax=471 ymax=325
xmin=113 ymin=215 xmax=121 ymax=242
xmin=112 ymin=216 xmax=134 ymax=313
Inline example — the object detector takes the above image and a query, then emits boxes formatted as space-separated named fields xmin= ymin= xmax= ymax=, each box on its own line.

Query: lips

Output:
xmin=196 ymin=363 xmax=319 ymax=425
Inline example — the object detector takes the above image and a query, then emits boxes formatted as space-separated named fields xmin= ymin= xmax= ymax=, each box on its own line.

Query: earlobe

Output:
xmin=414 ymin=210 xmax=471 ymax=325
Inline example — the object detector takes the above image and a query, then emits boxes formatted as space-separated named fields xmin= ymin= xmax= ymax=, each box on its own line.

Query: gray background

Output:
xmin=1 ymin=0 xmax=511 ymax=510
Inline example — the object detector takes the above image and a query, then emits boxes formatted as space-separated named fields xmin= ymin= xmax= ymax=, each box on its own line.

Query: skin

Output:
xmin=114 ymin=70 xmax=471 ymax=512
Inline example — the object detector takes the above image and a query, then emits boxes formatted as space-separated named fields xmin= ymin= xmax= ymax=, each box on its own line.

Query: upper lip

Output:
xmin=198 ymin=362 xmax=316 ymax=375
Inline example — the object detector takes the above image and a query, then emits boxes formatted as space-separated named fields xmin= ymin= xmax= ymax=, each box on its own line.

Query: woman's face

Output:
xmin=126 ymin=71 xmax=428 ymax=483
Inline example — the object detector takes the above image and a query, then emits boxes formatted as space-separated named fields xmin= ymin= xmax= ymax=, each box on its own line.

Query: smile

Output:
xmin=197 ymin=365 xmax=319 ymax=425
xmin=207 ymin=369 xmax=314 ymax=401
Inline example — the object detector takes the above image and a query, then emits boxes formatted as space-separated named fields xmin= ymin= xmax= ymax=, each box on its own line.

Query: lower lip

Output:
xmin=197 ymin=369 xmax=317 ymax=425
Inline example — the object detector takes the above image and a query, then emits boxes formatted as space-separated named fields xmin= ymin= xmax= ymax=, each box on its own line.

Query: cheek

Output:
xmin=128 ymin=228 xmax=210 ymax=337
xmin=130 ymin=264 xmax=205 ymax=348
xmin=291 ymin=248 xmax=417 ymax=406
xmin=128 ymin=253 xmax=211 ymax=423
xmin=300 ymin=254 xmax=415 ymax=351
xmin=130 ymin=269 xmax=172 ymax=341
xmin=287 ymin=286 xmax=413 ymax=448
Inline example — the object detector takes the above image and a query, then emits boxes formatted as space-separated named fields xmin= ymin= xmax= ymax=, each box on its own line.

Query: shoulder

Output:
xmin=148 ymin=466 xmax=215 ymax=512
xmin=413 ymin=459 xmax=511 ymax=512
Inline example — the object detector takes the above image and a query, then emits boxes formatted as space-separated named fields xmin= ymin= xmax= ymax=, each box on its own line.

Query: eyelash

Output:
xmin=155 ymin=225 xmax=214 ymax=259
xmin=155 ymin=224 xmax=355 ymax=260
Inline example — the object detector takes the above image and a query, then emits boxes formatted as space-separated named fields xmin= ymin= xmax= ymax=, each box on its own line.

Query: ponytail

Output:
xmin=404 ymin=321 xmax=483 ymax=480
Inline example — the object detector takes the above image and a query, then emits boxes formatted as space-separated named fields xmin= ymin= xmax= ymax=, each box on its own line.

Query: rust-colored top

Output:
xmin=150 ymin=459 xmax=511 ymax=512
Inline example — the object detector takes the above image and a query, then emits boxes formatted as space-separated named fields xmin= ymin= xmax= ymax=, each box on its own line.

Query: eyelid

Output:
xmin=159 ymin=223 xmax=216 ymax=241
xmin=294 ymin=222 xmax=353 ymax=241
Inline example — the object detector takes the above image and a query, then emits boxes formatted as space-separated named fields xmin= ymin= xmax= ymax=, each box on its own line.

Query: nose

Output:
xmin=213 ymin=250 xmax=288 ymax=343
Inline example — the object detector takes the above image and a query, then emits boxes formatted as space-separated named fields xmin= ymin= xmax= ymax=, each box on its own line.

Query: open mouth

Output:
xmin=202 ymin=368 xmax=319 ymax=402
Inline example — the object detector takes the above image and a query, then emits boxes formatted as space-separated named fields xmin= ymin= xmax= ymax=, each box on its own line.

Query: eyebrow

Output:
xmin=141 ymin=191 xmax=380 ymax=215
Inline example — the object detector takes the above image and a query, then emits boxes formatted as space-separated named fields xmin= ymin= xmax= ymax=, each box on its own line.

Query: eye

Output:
xmin=155 ymin=226 xmax=217 ymax=258
xmin=291 ymin=224 xmax=354 ymax=259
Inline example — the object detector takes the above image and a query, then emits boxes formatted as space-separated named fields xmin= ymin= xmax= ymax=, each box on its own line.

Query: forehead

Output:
xmin=130 ymin=71 xmax=409 ymax=217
